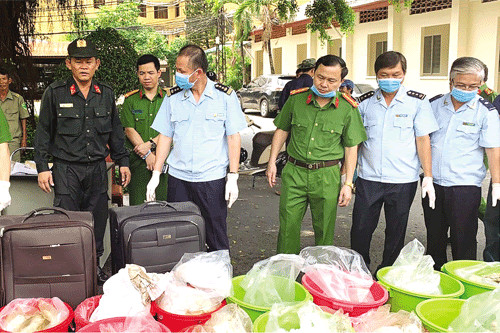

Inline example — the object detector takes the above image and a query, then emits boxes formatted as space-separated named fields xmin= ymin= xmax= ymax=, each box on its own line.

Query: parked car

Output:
xmin=352 ymin=83 xmax=377 ymax=98
xmin=237 ymin=74 xmax=294 ymax=117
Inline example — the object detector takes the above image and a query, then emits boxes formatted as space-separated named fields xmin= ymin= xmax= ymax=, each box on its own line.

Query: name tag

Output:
xmin=395 ymin=114 xmax=408 ymax=118
xmin=462 ymin=122 xmax=475 ymax=126
xmin=132 ymin=109 xmax=143 ymax=114
xmin=59 ymin=103 xmax=73 ymax=108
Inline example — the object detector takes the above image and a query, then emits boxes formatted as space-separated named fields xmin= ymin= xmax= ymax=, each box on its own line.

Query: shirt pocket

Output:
xmin=94 ymin=107 xmax=112 ymax=133
xmin=318 ymin=122 xmax=343 ymax=147
xmin=133 ymin=111 xmax=147 ymax=133
xmin=456 ymin=123 xmax=480 ymax=143
xmin=363 ymin=117 xmax=378 ymax=139
xmin=291 ymin=117 xmax=307 ymax=137
xmin=393 ymin=115 xmax=414 ymax=141
xmin=205 ymin=110 xmax=227 ymax=122
xmin=56 ymin=107 xmax=82 ymax=136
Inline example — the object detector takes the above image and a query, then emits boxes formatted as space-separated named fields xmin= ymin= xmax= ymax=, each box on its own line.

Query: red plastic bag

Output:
xmin=78 ymin=314 xmax=170 ymax=332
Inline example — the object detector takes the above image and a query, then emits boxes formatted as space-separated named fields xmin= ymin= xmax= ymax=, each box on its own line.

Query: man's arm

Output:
xmin=152 ymin=134 xmax=173 ymax=172
xmin=416 ymin=135 xmax=433 ymax=177
xmin=338 ymin=145 xmax=357 ymax=207
xmin=108 ymin=97 xmax=129 ymax=168
xmin=21 ymin=118 xmax=27 ymax=147
xmin=486 ymin=147 xmax=500 ymax=184
xmin=266 ymin=129 xmax=289 ymax=188
xmin=0 ymin=143 xmax=10 ymax=182
xmin=227 ymin=133 xmax=241 ymax=173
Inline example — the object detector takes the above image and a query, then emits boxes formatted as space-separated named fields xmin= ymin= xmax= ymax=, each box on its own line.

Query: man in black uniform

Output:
xmin=35 ymin=38 xmax=131 ymax=285
xmin=278 ymin=58 xmax=315 ymax=110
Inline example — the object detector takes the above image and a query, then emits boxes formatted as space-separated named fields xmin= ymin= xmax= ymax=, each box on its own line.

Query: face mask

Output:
xmin=451 ymin=87 xmax=477 ymax=103
xmin=310 ymin=85 xmax=336 ymax=98
xmin=175 ymin=70 xmax=198 ymax=90
xmin=377 ymin=78 xmax=402 ymax=93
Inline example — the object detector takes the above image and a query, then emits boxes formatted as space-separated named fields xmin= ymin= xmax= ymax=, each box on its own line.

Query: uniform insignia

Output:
xmin=94 ymin=84 xmax=101 ymax=94
xmin=158 ymin=88 xmax=164 ymax=98
xmin=290 ymin=87 xmax=309 ymax=96
xmin=124 ymin=89 xmax=139 ymax=98
xmin=429 ymin=94 xmax=443 ymax=103
xmin=407 ymin=90 xmax=426 ymax=100
xmin=341 ymin=92 xmax=358 ymax=108
xmin=358 ymin=91 xmax=374 ymax=103
xmin=484 ymin=88 xmax=493 ymax=95
xmin=478 ymin=98 xmax=497 ymax=112
xmin=139 ymin=90 xmax=143 ymax=99
xmin=77 ymin=39 xmax=86 ymax=47
xmin=132 ymin=109 xmax=143 ymax=114
xmin=70 ymin=84 xmax=77 ymax=95
xmin=165 ymin=86 xmax=182 ymax=97
xmin=21 ymin=103 xmax=27 ymax=110
xmin=335 ymin=97 xmax=339 ymax=108
xmin=306 ymin=94 xmax=312 ymax=104
xmin=215 ymin=83 xmax=233 ymax=95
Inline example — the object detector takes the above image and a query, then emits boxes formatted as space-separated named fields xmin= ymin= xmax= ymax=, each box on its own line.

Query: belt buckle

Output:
xmin=307 ymin=163 xmax=313 ymax=169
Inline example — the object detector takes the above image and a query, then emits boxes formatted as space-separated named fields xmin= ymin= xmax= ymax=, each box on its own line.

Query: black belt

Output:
xmin=287 ymin=156 xmax=340 ymax=170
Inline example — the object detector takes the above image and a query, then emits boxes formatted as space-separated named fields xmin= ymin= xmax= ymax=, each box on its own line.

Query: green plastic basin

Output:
xmin=441 ymin=260 xmax=497 ymax=299
xmin=416 ymin=298 xmax=466 ymax=332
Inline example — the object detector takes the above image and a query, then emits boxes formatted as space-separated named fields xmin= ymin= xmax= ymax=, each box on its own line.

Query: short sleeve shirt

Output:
xmin=274 ymin=89 xmax=367 ymax=162
xmin=0 ymin=108 xmax=12 ymax=144
xmin=430 ymin=93 xmax=500 ymax=187
xmin=0 ymin=90 xmax=29 ymax=140
xmin=357 ymin=86 xmax=439 ymax=183
xmin=152 ymin=79 xmax=247 ymax=182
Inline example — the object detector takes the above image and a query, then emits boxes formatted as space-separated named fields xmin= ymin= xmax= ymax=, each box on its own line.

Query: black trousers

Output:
xmin=351 ymin=177 xmax=418 ymax=270
xmin=52 ymin=160 xmax=108 ymax=259
xmin=422 ymin=183 xmax=481 ymax=270
xmin=483 ymin=180 xmax=500 ymax=262
xmin=167 ymin=175 xmax=229 ymax=251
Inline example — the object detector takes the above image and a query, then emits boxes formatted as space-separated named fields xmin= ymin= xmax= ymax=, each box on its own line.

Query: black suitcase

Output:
xmin=109 ymin=201 xmax=206 ymax=274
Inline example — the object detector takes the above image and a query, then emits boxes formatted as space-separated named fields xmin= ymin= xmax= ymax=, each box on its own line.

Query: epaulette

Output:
xmin=342 ymin=92 xmax=358 ymax=108
xmin=479 ymin=98 xmax=497 ymax=112
xmin=407 ymin=90 xmax=426 ymax=100
xmin=290 ymin=87 xmax=309 ymax=95
xmin=429 ymin=94 xmax=443 ymax=103
xmin=215 ymin=83 xmax=233 ymax=95
xmin=52 ymin=80 xmax=67 ymax=88
xmin=358 ymin=91 xmax=374 ymax=103
xmin=484 ymin=87 xmax=494 ymax=95
xmin=124 ymin=89 xmax=139 ymax=98
xmin=165 ymin=86 xmax=182 ymax=97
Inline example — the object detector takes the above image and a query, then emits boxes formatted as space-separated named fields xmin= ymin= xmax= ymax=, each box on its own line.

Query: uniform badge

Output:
xmin=59 ymin=103 xmax=73 ymax=108
xmin=77 ymin=39 xmax=86 ymax=47
xmin=306 ymin=94 xmax=312 ymax=104
xmin=335 ymin=97 xmax=339 ymax=108
xmin=70 ymin=84 xmax=77 ymax=95
xmin=22 ymin=103 xmax=27 ymax=110
xmin=462 ymin=122 xmax=475 ymax=126
xmin=94 ymin=84 xmax=101 ymax=94
xmin=132 ymin=109 xmax=143 ymax=114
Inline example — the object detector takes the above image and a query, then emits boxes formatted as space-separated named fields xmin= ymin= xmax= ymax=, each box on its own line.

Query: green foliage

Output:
xmin=164 ymin=36 xmax=189 ymax=70
xmin=185 ymin=0 xmax=217 ymax=49
xmin=306 ymin=0 xmax=355 ymax=44
xmin=207 ymin=46 xmax=250 ymax=91
xmin=388 ymin=0 xmax=414 ymax=11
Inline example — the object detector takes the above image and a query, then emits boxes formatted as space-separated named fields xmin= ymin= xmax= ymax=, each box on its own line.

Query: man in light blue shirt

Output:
xmin=423 ymin=57 xmax=500 ymax=270
xmin=351 ymin=51 xmax=439 ymax=271
xmin=146 ymin=44 xmax=247 ymax=251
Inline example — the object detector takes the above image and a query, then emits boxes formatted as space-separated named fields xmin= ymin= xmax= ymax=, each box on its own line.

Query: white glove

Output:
xmin=421 ymin=176 xmax=435 ymax=209
xmin=492 ymin=183 xmax=500 ymax=207
xmin=0 ymin=181 xmax=11 ymax=212
xmin=225 ymin=173 xmax=239 ymax=208
xmin=146 ymin=170 xmax=161 ymax=202
xmin=341 ymin=173 xmax=346 ymax=187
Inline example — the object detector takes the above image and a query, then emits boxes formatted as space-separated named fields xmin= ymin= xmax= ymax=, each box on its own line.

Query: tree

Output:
xmin=164 ymin=36 xmax=189 ymax=72
xmin=185 ymin=0 xmax=217 ymax=49
xmin=207 ymin=45 xmax=250 ymax=90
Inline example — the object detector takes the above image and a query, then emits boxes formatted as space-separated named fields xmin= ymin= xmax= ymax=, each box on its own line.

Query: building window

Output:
xmin=359 ymin=7 xmax=388 ymax=23
xmin=139 ymin=4 xmax=147 ymax=18
xmin=367 ymin=32 xmax=387 ymax=76
xmin=273 ymin=48 xmax=282 ymax=74
xmin=327 ymin=39 xmax=342 ymax=57
xmin=154 ymin=6 xmax=168 ymax=19
xmin=94 ymin=0 xmax=105 ymax=8
xmin=421 ymin=24 xmax=449 ymax=76
xmin=297 ymin=44 xmax=307 ymax=65
xmin=410 ymin=0 xmax=452 ymax=15
xmin=256 ymin=50 xmax=263 ymax=77
xmin=175 ymin=3 xmax=180 ymax=17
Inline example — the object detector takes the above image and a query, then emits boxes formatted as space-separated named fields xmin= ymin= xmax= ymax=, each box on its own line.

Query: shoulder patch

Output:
xmin=214 ymin=83 xmax=233 ymax=95
xmin=290 ymin=87 xmax=309 ymax=96
xmin=52 ymin=80 xmax=67 ymax=88
xmin=407 ymin=90 xmax=426 ymax=100
xmin=484 ymin=87 xmax=493 ymax=95
xmin=358 ymin=91 xmax=374 ymax=103
xmin=429 ymin=94 xmax=443 ymax=103
xmin=124 ymin=89 xmax=139 ymax=98
xmin=342 ymin=92 xmax=358 ymax=108
xmin=479 ymin=98 xmax=497 ymax=112
xmin=165 ymin=86 xmax=182 ymax=97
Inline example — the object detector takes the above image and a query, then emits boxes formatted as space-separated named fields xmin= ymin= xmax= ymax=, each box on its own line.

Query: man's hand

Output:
xmin=338 ymin=185 xmax=352 ymax=207
xmin=422 ymin=176 xmax=436 ymax=209
xmin=120 ymin=166 xmax=131 ymax=187
xmin=266 ymin=163 xmax=277 ymax=188
xmin=492 ymin=183 xmax=500 ymax=207
xmin=134 ymin=142 xmax=151 ymax=157
xmin=341 ymin=173 xmax=346 ymax=187
xmin=225 ymin=173 xmax=239 ymax=208
xmin=146 ymin=170 xmax=161 ymax=201
xmin=0 ymin=181 xmax=11 ymax=212
xmin=38 ymin=171 xmax=54 ymax=193
xmin=145 ymin=153 xmax=155 ymax=171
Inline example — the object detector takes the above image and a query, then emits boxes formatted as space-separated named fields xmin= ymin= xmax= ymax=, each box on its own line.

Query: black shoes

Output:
xmin=97 ymin=266 xmax=109 ymax=286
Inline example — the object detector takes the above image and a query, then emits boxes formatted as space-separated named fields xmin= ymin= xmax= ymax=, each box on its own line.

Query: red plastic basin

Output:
xmin=78 ymin=316 xmax=170 ymax=332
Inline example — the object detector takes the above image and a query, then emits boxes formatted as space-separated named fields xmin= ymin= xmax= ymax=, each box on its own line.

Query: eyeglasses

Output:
xmin=452 ymin=80 xmax=481 ymax=91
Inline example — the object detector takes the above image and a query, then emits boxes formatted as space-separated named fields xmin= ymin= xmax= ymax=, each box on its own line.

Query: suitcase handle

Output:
xmin=141 ymin=201 xmax=178 ymax=211
xmin=22 ymin=207 xmax=71 ymax=222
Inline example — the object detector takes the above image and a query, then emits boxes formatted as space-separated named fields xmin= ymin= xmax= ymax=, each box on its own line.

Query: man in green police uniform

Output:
xmin=122 ymin=54 xmax=167 ymax=205
xmin=266 ymin=55 xmax=367 ymax=254
xmin=0 ymin=108 xmax=12 ymax=212
xmin=0 ymin=67 xmax=29 ymax=162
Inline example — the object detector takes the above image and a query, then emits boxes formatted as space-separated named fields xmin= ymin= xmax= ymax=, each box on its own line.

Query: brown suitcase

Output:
xmin=0 ymin=207 xmax=97 ymax=308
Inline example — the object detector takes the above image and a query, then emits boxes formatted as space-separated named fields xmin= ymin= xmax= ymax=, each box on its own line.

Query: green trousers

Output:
xmin=8 ymin=140 xmax=20 ymax=162
xmin=278 ymin=162 xmax=341 ymax=254
xmin=128 ymin=155 xmax=168 ymax=206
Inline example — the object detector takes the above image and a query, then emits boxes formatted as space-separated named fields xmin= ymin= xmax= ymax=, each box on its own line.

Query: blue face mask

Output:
xmin=377 ymin=78 xmax=402 ymax=93
xmin=451 ymin=87 xmax=477 ymax=103
xmin=175 ymin=70 xmax=198 ymax=90
xmin=310 ymin=85 xmax=336 ymax=98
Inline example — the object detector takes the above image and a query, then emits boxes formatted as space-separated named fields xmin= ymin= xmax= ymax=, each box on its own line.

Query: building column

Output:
xmin=307 ymin=31 xmax=318 ymax=59
xmin=342 ymin=34 xmax=354 ymax=76
xmin=449 ymin=0 xmax=470 ymax=60
xmin=387 ymin=5 xmax=404 ymax=51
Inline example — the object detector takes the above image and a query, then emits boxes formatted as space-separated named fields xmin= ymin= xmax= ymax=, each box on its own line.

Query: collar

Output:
xmin=202 ymin=79 xmax=216 ymax=99
xmin=444 ymin=93 xmax=479 ymax=112
xmin=374 ymin=86 xmax=406 ymax=106
xmin=3 ymin=90 xmax=13 ymax=100
xmin=309 ymin=91 xmax=339 ymax=109
xmin=68 ymin=78 xmax=101 ymax=96
xmin=139 ymin=86 xmax=163 ymax=99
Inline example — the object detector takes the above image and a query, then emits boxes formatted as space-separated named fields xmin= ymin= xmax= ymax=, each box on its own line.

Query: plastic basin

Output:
xmin=441 ymin=260 xmax=497 ymax=299
xmin=301 ymin=271 xmax=388 ymax=317
xmin=77 ymin=316 xmax=170 ymax=332
xmin=253 ymin=307 xmax=337 ymax=332
xmin=416 ymin=298 xmax=466 ymax=332
xmin=376 ymin=267 xmax=464 ymax=312
xmin=226 ymin=275 xmax=312 ymax=322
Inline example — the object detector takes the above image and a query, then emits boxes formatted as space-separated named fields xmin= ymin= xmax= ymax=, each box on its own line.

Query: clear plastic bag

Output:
xmin=383 ymin=239 xmax=441 ymax=295
xmin=454 ymin=262 xmax=500 ymax=287
xmin=239 ymin=254 xmax=305 ymax=307
xmin=203 ymin=304 xmax=253 ymax=333
xmin=300 ymin=246 xmax=375 ymax=303
xmin=95 ymin=314 xmax=170 ymax=332
xmin=352 ymin=304 xmax=424 ymax=333
xmin=0 ymin=297 xmax=69 ymax=333
xmin=264 ymin=301 xmax=354 ymax=333
xmin=448 ymin=288 xmax=500 ymax=332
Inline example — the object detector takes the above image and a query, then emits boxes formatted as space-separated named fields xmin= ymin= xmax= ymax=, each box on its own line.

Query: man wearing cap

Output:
xmin=278 ymin=58 xmax=315 ymax=110
xmin=35 ymin=38 xmax=131 ymax=284
xmin=339 ymin=79 xmax=354 ymax=96
xmin=0 ymin=109 xmax=11 ymax=212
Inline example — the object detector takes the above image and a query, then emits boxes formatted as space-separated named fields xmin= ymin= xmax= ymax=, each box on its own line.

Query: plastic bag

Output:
xmin=448 ymin=288 xmax=500 ymax=332
xmin=454 ymin=262 xmax=500 ymax=286
xmin=172 ymin=250 xmax=233 ymax=297
xmin=0 ymin=297 xmax=69 ymax=333
xmin=383 ymin=239 xmax=441 ymax=295
xmin=352 ymin=304 xmax=424 ymax=333
xmin=300 ymin=246 xmax=375 ymax=303
xmin=239 ymin=254 xmax=305 ymax=307
xmin=95 ymin=314 xmax=170 ymax=332
xmin=202 ymin=304 xmax=253 ymax=333
xmin=265 ymin=301 xmax=354 ymax=333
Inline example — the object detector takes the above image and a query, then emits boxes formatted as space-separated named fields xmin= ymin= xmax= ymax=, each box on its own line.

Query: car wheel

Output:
xmin=260 ymin=98 xmax=270 ymax=117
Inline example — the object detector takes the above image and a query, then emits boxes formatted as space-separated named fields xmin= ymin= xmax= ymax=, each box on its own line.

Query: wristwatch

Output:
xmin=344 ymin=182 xmax=355 ymax=191
xmin=149 ymin=139 xmax=157 ymax=151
